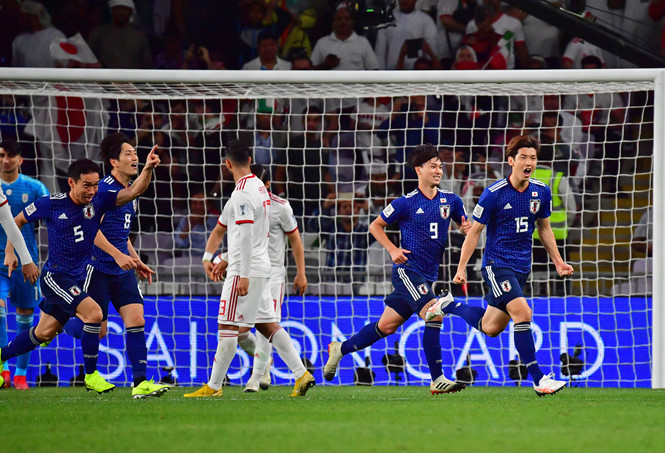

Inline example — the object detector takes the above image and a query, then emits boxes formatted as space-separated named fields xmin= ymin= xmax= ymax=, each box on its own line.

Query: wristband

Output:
xmin=202 ymin=251 xmax=213 ymax=262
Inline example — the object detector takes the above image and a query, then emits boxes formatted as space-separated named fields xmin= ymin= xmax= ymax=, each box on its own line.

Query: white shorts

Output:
xmin=269 ymin=278 xmax=286 ymax=322
xmin=218 ymin=276 xmax=272 ymax=327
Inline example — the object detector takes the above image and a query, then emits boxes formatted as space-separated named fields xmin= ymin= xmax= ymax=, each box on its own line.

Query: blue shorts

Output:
xmin=0 ymin=270 xmax=41 ymax=309
xmin=481 ymin=265 xmax=529 ymax=314
xmin=83 ymin=266 xmax=143 ymax=321
xmin=384 ymin=267 xmax=436 ymax=319
xmin=40 ymin=271 xmax=89 ymax=324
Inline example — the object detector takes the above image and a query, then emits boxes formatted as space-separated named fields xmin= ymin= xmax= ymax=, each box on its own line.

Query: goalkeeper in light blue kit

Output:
xmin=427 ymin=135 xmax=574 ymax=396
xmin=64 ymin=133 xmax=170 ymax=399
xmin=0 ymin=139 xmax=48 ymax=390
xmin=324 ymin=144 xmax=471 ymax=394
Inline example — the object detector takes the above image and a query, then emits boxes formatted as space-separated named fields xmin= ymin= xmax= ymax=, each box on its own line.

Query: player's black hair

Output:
xmin=250 ymin=163 xmax=270 ymax=184
xmin=505 ymin=135 xmax=540 ymax=160
xmin=408 ymin=143 xmax=440 ymax=169
xmin=225 ymin=140 xmax=251 ymax=166
xmin=100 ymin=132 xmax=132 ymax=173
xmin=68 ymin=159 xmax=101 ymax=182
xmin=0 ymin=138 xmax=21 ymax=157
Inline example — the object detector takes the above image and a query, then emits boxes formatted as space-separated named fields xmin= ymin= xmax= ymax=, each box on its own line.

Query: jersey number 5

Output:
xmin=73 ymin=225 xmax=84 ymax=242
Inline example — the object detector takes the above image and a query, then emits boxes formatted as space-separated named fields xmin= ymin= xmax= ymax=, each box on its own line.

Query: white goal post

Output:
xmin=0 ymin=67 xmax=662 ymax=389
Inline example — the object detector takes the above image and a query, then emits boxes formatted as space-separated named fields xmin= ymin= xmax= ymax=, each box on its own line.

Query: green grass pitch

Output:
xmin=3 ymin=385 xmax=664 ymax=453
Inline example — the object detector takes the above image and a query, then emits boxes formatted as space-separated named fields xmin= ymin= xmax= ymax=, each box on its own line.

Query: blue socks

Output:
xmin=443 ymin=302 xmax=486 ymax=333
xmin=0 ymin=326 xmax=42 ymax=361
xmin=63 ymin=317 xmax=84 ymax=339
xmin=513 ymin=322 xmax=544 ymax=383
xmin=126 ymin=325 xmax=147 ymax=386
xmin=81 ymin=323 xmax=101 ymax=374
xmin=341 ymin=321 xmax=387 ymax=355
xmin=423 ymin=321 xmax=443 ymax=381
xmin=15 ymin=314 xmax=34 ymax=376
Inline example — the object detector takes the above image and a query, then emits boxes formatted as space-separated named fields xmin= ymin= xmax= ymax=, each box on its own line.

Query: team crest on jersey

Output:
xmin=83 ymin=203 xmax=95 ymax=219
xmin=440 ymin=205 xmax=450 ymax=219
xmin=25 ymin=202 xmax=36 ymax=216
xmin=530 ymin=199 xmax=541 ymax=214
xmin=5 ymin=189 xmax=11 ymax=196
xmin=500 ymin=280 xmax=512 ymax=293
xmin=22 ymin=193 xmax=29 ymax=203
xmin=417 ymin=283 xmax=429 ymax=295
xmin=68 ymin=285 xmax=82 ymax=296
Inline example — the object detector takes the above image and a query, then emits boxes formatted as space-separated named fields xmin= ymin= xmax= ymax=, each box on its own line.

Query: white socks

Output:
xmin=238 ymin=330 xmax=257 ymax=356
xmin=208 ymin=330 xmax=238 ymax=390
xmin=249 ymin=332 xmax=272 ymax=382
xmin=270 ymin=328 xmax=306 ymax=380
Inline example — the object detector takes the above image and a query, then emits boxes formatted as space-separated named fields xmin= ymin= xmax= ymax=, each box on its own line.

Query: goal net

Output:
xmin=0 ymin=68 xmax=661 ymax=388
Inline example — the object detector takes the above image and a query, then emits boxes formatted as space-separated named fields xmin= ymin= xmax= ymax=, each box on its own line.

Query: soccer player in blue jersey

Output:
xmin=63 ymin=133 xmax=169 ymax=399
xmin=0 ymin=149 xmax=160 ymax=394
xmin=0 ymin=139 xmax=49 ymax=390
xmin=428 ymin=135 xmax=574 ymax=396
xmin=324 ymin=144 xmax=472 ymax=394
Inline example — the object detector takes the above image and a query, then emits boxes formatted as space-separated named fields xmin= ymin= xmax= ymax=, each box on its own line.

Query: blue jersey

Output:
xmin=473 ymin=178 xmax=552 ymax=274
xmin=0 ymin=174 xmax=49 ymax=270
xmin=380 ymin=188 xmax=465 ymax=282
xmin=91 ymin=175 xmax=136 ymax=275
xmin=23 ymin=191 xmax=118 ymax=281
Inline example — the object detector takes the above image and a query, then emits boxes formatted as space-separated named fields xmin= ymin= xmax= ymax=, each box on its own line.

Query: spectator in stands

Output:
xmin=438 ymin=147 xmax=467 ymax=194
xmin=325 ymin=113 xmax=367 ymax=195
xmin=87 ymin=0 xmax=153 ymax=69
xmin=620 ymin=0 xmax=664 ymax=66
xmin=243 ymin=31 xmax=292 ymax=70
xmin=322 ymin=194 xmax=374 ymax=284
xmin=285 ymin=106 xmax=330 ymax=223
xmin=451 ymin=45 xmax=479 ymax=70
xmin=464 ymin=0 xmax=528 ymax=69
xmin=311 ymin=3 xmax=379 ymax=70
xmin=560 ymin=37 xmax=605 ymax=69
xmin=374 ymin=0 xmax=438 ymax=70
xmin=236 ymin=0 xmax=292 ymax=68
xmin=650 ymin=0 xmax=665 ymax=57
xmin=182 ymin=44 xmax=226 ymax=70
xmin=396 ymin=41 xmax=441 ymax=69
xmin=291 ymin=54 xmax=314 ymax=70
xmin=274 ymin=0 xmax=317 ymax=59
xmin=350 ymin=97 xmax=391 ymax=187
xmin=460 ymin=6 xmax=508 ymax=70
xmin=11 ymin=1 xmax=65 ymax=68
xmin=563 ymin=55 xmax=626 ymax=193
xmin=377 ymin=95 xmax=442 ymax=192
xmin=434 ymin=0 xmax=476 ymax=69
xmin=174 ymin=192 xmax=220 ymax=254
xmin=154 ymin=28 xmax=186 ymax=69
xmin=507 ymin=4 xmax=561 ymax=69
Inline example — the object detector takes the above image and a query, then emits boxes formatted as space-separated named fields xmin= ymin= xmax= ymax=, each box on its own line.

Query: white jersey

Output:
xmin=0 ymin=186 xmax=6 ymax=205
xmin=218 ymin=173 xmax=271 ymax=278
xmin=268 ymin=192 xmax=298 ymax=281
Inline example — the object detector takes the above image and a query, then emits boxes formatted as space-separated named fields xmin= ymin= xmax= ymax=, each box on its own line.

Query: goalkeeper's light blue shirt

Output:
xmin=473 ymin=177 xmax=552 ymax=274
xmin=91 ymin=175 xmax=136 ymax=276
xmin=380 ymin=187 xmax=465 ymax=282
xmin=0 ymin=174 xmax=49 ymax=270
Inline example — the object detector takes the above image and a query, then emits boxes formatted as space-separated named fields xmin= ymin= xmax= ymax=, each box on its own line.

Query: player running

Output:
xmin=324 ymin=144 xmax=471 ymax=394
xmin=0 ymin=150 xmax=159 ymax=394
xmin=213 ymin=163 xmax=308 ymax=392
xmin=427 ymin=135 xmax=574 ymax=396
xmin=64 ymin=133 xmax=169 ymax=399
xmin=184 ymin=141 xmax=315 ymax=398
xmin=0 ymin=139 xmax=48 ymax=389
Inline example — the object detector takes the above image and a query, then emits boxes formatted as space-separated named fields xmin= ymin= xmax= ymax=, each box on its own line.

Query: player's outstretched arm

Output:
xmin=286 ymin=229 xmax=307 ymax=295
xmin=369 ymin=215 xmax=411 ymax=264
xmin=202 ymin=222 xmax=227 ymax=281
xmin=94 ymin=229 xmax=138 ymax=271
xmin=536 ymin=217 xmax=574 ymax=277
xmin=453 ymin=220 xmax=485 ymax=285
xmin=2 ymin=211 xmax=38 ymax=284
xmin=115 ymin=145 xmax=160 ymax=206
xmin=127 ymin=238 xmax=155 ymax=284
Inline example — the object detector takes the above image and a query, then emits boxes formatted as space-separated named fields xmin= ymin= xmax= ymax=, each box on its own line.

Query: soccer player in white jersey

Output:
xmin=428 ymin=135 xmax=574 ymax=396
xmin=214 ymin=163 xmax=307 ymax=392
xmin=184 ymin=141 xmax=315 ymax=398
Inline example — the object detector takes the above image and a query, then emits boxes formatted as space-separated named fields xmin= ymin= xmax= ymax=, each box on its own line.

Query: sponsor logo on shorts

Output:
xmin=417 ymin=283 xmax=428 ymax=295
xmin=68 ymin=285 xmax=81 ymax=296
